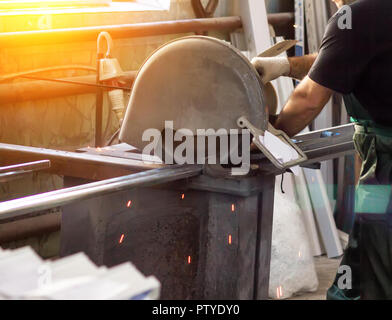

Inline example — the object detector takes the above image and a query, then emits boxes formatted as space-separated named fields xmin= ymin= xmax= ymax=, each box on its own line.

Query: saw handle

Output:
xmin=237 ymin=117 xmax=308 ymax=170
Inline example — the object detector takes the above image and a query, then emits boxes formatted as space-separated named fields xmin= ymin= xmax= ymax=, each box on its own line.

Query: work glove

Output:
xmin=251 ymin=56 xmax=290 ymax=84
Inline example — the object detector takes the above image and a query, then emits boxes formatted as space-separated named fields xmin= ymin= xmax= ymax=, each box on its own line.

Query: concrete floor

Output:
xmin=289 ymin=256 xmax=341 ymax=300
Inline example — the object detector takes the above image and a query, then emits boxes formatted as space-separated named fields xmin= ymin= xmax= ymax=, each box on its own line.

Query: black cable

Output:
xmin=19 ymin=75 xmax=131 ymax=91
xmin=280 ymin=173 xmax=285 ymax=194
xmin=106 ymin=128 xmax=120 ymax=147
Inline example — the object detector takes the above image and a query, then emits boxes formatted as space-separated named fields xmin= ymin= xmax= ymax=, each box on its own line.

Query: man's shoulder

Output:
xmin=325 ymin=0 xmax=386 ymax=37
xmin=349 ymin=0 xmax=392 ymax=17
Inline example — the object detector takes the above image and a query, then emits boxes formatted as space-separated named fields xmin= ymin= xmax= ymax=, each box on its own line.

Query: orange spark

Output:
xmin=276 ymin=286 xmax=283 ymax=299
xmin=119 ymin=234 xmax=125 ymax=244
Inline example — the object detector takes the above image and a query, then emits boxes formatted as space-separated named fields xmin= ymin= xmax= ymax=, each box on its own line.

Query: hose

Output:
xmin=0 ymin=65 xmax=96 ymax=82
xmin=106 ymin=128 xmax=120 ymax=147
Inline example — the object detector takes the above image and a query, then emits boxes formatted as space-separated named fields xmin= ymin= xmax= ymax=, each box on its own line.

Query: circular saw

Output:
xmin=119 ymin=36 xmax=307 ymax=171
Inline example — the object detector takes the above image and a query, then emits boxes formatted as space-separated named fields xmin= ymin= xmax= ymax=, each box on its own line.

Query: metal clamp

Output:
xmin=237 ymin=116 xmax=307 ymax=170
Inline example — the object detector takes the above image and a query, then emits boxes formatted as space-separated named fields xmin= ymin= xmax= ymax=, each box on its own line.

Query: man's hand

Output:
xmin=251 ymin=56 xmax=290 ymax=84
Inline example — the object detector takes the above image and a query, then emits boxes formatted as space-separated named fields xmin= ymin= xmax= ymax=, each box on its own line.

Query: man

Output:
xmin=252 ymin=0 xmax=392 ymax=300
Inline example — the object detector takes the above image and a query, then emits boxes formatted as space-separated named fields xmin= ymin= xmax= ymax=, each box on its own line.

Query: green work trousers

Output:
xmin=328 ymin=125 xmax=392 ymax=300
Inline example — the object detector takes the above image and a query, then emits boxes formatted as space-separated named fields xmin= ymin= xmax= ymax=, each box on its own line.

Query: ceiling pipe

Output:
xmin=267 ymin=12 xmax=295 ymax=28
xmin=0 ymin=16 xmax=243 ymax=48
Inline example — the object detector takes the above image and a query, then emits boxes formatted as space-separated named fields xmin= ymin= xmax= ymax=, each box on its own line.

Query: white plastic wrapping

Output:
xmin=269 ymin=189 xmax=319 ymax=299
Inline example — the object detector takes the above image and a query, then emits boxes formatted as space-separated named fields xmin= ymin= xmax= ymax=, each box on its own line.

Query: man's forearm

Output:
xmin=274 ymin=76 xmax=332 ymax=137
xmin=287 ymin=53 xmax=318 ymax=80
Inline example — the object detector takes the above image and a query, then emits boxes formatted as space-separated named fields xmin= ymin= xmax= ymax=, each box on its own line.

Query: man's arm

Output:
xmin=287 ymin=53 xmax=318 ymax=80
xmin=251 ymin=53 xmax=317 ymax=83
xmin=274 ymin=76 xmax=333 ymax=137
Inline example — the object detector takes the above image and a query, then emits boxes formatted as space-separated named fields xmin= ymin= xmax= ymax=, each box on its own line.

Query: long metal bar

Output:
xmin=0 ymin=171 xmax=32 ymax=183
xmin=0 ymin=142 xmax=163 ymax=180
xmin=0 ymin=160 xmax=51 ymax=183
xmin=0 ymin=160 xmax=50 ymax=174
xmin=294 ymin=123 xmax=355 ymax=149
xmin=0 ymin=17 xmax=243 ymax=48
xmin=251 ymin=124 xmax=355 ymax=173
xmin=300 ymin=141 xmax=355 ymax=166
xmin=0 ymin=164 xmax=202 ymax=222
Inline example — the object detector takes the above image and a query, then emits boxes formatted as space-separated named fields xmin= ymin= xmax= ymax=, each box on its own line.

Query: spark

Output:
xmin=126 ymin=200 xmax=132 ymax=208
xmin=119 ymin=234 xmax=125 ymax=244
xmin=181 ymin=193 xmax=185 ymax=200
xmin=188 ymin=256 xmax=191 ymax=264
xmin=228 ymin=234 xmax=232 ymax=245
xmin=231 ymin=204 xmax=235 ymax=212
xmin=276 ymin=286 xmax=283 ymax=299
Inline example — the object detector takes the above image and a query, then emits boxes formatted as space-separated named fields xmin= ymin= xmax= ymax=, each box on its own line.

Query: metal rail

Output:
xmin=0 ymin=164 xmax=202 ymax=222
xmin=295 ymin=124 xmax=356 ymax=164
xmin=250 ymin=123 xmax=356 ymax=172
xmin=0 ymin=142 xmax=163 ymax=180
xmin=0 ymin=160 xmax=50 ymax=174
xmin=0 ymin=160 xmax=51 ymax=183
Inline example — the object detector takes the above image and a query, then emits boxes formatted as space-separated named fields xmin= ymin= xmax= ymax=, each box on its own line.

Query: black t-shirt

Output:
xmin=308 ymin=0 xmax=392 ymax=126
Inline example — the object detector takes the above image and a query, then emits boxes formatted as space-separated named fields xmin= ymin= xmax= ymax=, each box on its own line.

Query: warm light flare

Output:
xmin=0 ymin=0 xmax=110 ymax=10
xmin=228 ymin=234 xmax=232 ymax=245
xmin=0 ymin=1 xmax=112 ymax=32
xmin=187 ymin=256 xmax=191 ymax=264
xmin=126 ymin=200 xmax=132 ymax=208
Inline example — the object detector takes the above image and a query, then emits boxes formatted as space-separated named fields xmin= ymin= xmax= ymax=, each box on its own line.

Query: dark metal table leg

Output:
xmin=255 ymin=174 xmax=275 ymax=300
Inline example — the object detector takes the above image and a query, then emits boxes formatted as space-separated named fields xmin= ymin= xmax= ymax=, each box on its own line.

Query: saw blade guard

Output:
xmin=120 ymin=36 xmax=267 ymax=144
xmin=119 ymin=36 xmax=306 ymax=171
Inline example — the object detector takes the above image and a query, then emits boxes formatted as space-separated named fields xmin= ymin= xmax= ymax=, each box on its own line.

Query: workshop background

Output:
xmin=0 ymin=0 xmax=358 ymax=300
